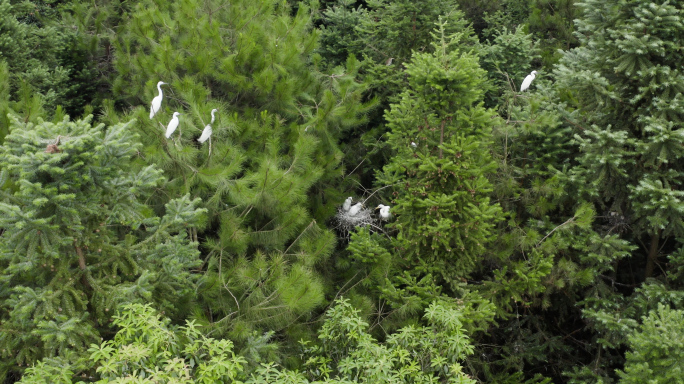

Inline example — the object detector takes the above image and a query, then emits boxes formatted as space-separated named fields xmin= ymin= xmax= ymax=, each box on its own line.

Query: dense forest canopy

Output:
xmin=0 ymin=0 xmax=682 ymax=382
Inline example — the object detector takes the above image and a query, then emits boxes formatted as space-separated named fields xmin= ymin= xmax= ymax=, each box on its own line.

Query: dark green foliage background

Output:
xmin=1 ymin=0 xmax=683 ymax=383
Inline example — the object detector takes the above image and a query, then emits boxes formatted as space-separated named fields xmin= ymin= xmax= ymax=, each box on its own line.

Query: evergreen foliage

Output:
xmin=0 ymin=60 xmax=11 ymax=138
xmin=317 ymin=0 xmax=477 ymax=188
xmin=0 ymin=0 xmax=100 ymax=116
xmin=527 ymin=0 xmax=579 ymax=66
xmin=303 ymin=298 xmax=477 ymax=383
xmin=482 ymin=80 xmax=637 ymax=376
xmin=617 ymin=304 xmax=684 ymax=384
xmin=18 ymin=299 xmax=478 ymax=384
xmin=480 ymin=25 xmax=539 ymax=106
xmin=457 ymin=0 xmax=577 ymax=68
xmin=377 ymin=22 xmax=502 ymax=287
xmin=317 ymin=0 xmax=368 ymax=68
xmin=333 ymin=21 xmax=500 ymax=352
xmin=0 ymin=115 xmax=205 ymax=378
xmin=106 ymin=0 xmax=372 ymax=345
xmin=1 ymin=0 xmax=683 ymax=382
xmin=556 ymin=0 xmax=684 ymax=289
xmin=556 ymin=0 xmax=684 ymax=258
xmin=0 ymin=0 xmax=65 ymax=109
xmin=551 ymin=0 xmax=684 ymax=380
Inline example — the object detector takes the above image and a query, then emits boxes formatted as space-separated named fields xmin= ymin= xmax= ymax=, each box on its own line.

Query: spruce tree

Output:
xmin=0 ymin=0 xmax=64 ymax=105
xmin=480 ymin=25 xmax=539 ymax=107
xmin=550 ymin=0 xmax=684 ymax=380
xmin=0 ymin=61 xmax=10 ymax=138
xmin=617 ymin=304 xmax=684 ymax=384
xmin=376 ymin=22 xmax=502 ymax=289
xmin=0 ymin=115 xmax=205 ymax=379
xmin=527 ymin=0 xmax=579 ymax=66
xmin=317 ymin=0 xmax=368 ymax=68
xmin=556 ymin=0 xmax=684 ymax=279
xmin=317 ymin=0 xmax=477 ymax=190
xmin=0 ymin=0 xmax=100 ymax=115
xmin=352 ymin=0 xmax=478 ymax=125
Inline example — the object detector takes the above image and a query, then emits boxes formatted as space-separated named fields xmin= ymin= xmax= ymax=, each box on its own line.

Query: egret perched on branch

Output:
xmin=149 ymin=81 xmax=166 ymax=119
xmin=197 ymin=126 xmax=212 ymax=144
xmin=165 ymin=112 xmax=180 ymax=138
xmin=348 ymin=203 xmax=363 ymax=216
xmin=198 ymin=109 xmax=218 ymax=144
xmin=342 ymin=197 xmax=353 ymax=212
xmin=376 ymin=204 xmax=391 ymax=220
xmin=520 ymin=71 xmax=537 ymax=92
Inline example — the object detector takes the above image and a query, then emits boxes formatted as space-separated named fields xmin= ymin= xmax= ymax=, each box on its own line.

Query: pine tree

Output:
xmin=0 ymin=115 xmax=205 ymax=379
xmin=106 ymin=0 xmax=371 ymax=343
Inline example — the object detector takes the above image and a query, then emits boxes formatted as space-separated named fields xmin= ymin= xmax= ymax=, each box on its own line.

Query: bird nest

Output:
xmin=334 ymin=206 xmax=379 ymax=240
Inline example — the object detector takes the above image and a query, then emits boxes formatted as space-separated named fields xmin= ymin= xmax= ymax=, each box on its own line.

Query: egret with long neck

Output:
xmin=149 ymin=81 xmax=166 ymax=119
xmin=165 ymin=112 xmax=180 ymax=138
xmin=520 ymin=71 xmax=537 ymax=92
xmin=342 ymin=197 xmax=353 ymax=212
xmin=376 ymin=204 xmax=391 ymax=220
xmin=210 ymin=108 xmax=217 ymax=125
xmin=198 ymin=108 xmax=218 ymax=144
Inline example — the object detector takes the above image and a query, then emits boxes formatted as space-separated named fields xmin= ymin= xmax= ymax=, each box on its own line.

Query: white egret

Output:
xmin=197 ymin=126 xmax=212 ymax=143
xmin=149 ymin=81 xmax=166 ymax=119
xmin=165 ymin=112 xmax=180 ymax=138
xmin=342 ymin=197 xmax=352 ymax=212
xmin=411 ymin=141 xmax=417 ymax=148
xmin=376 ymin=204 xmax=391 ymax=220
xmin=198 ymin=109 xmax=218 ymax=144
xmin=520 ymin=71 xmax=537 ymax=92
xmin=348 ymin=203 xmax=363 ymax=216
xmin=209 ymin=108 xmax=218 ymax=125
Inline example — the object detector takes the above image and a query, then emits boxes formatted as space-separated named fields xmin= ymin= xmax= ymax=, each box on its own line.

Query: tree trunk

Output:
xmin=644 ymin=230 xmax=661 ymax=279
xmin=75 ymin=241 xmax=92 ymax=289
xmin=439 ymin=120 xmax=445 ymax=159
xmin=75 ymin=243 xmax=86 ymax=270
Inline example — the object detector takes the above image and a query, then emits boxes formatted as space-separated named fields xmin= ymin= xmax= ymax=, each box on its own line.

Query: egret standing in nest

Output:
xmin=335 ymin=200 xmax=373 ymax=235
xmin=376 ymin=204 xmax=391 ymax=220
xmin=348 ymin=202 xmax=363 ymax=216
xmin=342 ymin=197 xmax=353 ymax=212
xmin=149 ymin=81 xmax=166 ymax=119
